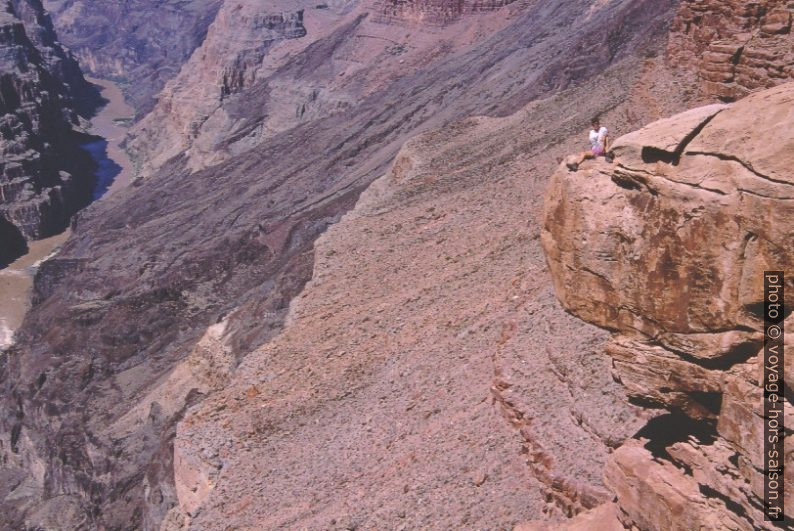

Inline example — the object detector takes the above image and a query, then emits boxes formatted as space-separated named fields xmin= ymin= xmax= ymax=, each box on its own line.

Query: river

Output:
xmin=0 ymin=78 xmax=135 ymax=350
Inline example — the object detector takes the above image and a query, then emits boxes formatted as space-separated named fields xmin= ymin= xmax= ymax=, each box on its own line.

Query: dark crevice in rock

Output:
xmin=626 ymin=394 xmax=669 ymax=411
xmin=610 ymin=174 xmax=643 ymax=191
xmin=640 ymin=110 xmax=723 ymax=166
xmin=746 ymin=301 xmax=793 ymax=325
xmin=616 ymin=163 xmax=728 ymax=196
xmin=9 ymin=423 xmax=21 ymax=453
xmin=688 ymin=391 xmax=722 ymax=416
xmin=654 ymin=338 xmax=759 ymax=371
xmin=729 ymin=45 xmax=745 ymax=66
xmin=698 ymin=485 xmax=755 ymax=523
xmin=641 ymin=146 xmax=676 ymax=164
xmin=686 ymin=150 xmax=794 ymax=187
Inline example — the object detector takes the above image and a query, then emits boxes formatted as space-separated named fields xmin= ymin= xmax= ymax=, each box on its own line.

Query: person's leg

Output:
xmin=578 ymin=149 xmax=595 ymax=164
xmin=567 ymin=150 xmax=594 ymax=171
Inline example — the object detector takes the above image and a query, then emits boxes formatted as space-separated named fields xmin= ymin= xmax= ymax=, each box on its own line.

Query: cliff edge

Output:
xmin=542 ymin=82 xmax=794 ymax=529
xmin=0 ymin=1 xmax=96 ymax=266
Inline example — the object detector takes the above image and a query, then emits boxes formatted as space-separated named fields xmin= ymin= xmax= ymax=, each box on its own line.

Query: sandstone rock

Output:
xmin=544 ymin=85 xmax=794 ymax=343
xmin=668 ymin=0 xmax=794 ymax=101
xmin=542 ymin=83 xmax=794 ymax=530
xmin=605 ymin=440 xmax=754 ymax=531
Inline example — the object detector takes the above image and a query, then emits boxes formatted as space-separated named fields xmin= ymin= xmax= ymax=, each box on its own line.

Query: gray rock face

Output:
xmin=0 ymin=1 xmax=96 ymax=266
xmin=42 ymin=0 xmax=224 ymax=113
xmin=1 ymin=0 xmax=686 ymax=528
xmin=9 ymin=0 xmax=90 ymax=103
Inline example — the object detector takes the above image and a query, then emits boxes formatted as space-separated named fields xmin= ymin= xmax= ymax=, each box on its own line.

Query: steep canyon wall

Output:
xmin=0 ymin=0 xmax=96 ymax=266
xmin=0 ymin=0 xmax=686 ymax=528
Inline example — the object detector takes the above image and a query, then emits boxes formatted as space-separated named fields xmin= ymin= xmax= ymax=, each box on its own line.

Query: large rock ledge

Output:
xmin=541 ymin=83 xmax=794 ymax=530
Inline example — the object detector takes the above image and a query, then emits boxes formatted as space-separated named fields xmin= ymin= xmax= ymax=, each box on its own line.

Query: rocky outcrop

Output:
xmin=127 ymin=0 xmax=311 ymax=174
xmin=0 ymin=0 xmax=687 ymax=528
xmin=373 ymin=0 xmax=516 ymax=25
xmin=542 ymin=83 xmax=794 ymax=530
xmin=0 ymin=1 xmax=96 ymax=265
xmin=668 ymin=0 xmax=794 ymax=101
xmin=41 ymin=0 xmax=223 ymax=112
xmin=126 ymin=0 xmax=524 ymax=175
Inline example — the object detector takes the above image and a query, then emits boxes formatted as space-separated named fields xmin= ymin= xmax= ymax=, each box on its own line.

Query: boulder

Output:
xmin=542 ymin=82 xmax=794 ymax=530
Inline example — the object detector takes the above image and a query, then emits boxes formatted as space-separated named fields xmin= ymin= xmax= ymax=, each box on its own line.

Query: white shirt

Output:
xmin=589 ymin=126 xmax=608 ymax=150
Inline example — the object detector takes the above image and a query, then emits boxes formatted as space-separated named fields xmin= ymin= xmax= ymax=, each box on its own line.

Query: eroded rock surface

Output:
xmin=0 ymin=1 xmax=96 ymax=265
xmin=171 ymin=70 xmax=667 ymax=531
xmin=669 ymin=0 xmax=794 ymax=101
xmin=42 ymin=0 xmax=223 ymax=112
xmin=1 ymin=0 xmax=688 ymax=528
xmin=542 ymin=82 xmax=794 ymax=530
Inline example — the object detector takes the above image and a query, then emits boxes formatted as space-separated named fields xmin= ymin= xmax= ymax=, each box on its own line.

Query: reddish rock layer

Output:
xmin=542 ymin=83 xmax=794 ymax=530
xmin=668 ymin=0 xmax=794 ymax=101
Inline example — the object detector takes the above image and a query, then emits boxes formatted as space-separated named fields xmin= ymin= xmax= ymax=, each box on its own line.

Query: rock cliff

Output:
xmin=373 ymin=0 xmax=517 ymax=25
xmin=8 ymin=0 xmax=90 ymax=103
xmin=542 ymin=83 xmax=794 ymax=530
xmin=0 ymin=0 xmax=96 ymax=266
xmin=0 ymin=0 xmax=687 ymax=528
xmin=668 ymin=0 xmax=794 ymax=101
xmin=126 ymin=0 xmax=532 ymax=175
xmin=126 ymin=0 xmax=314 ymax=174
xmin=41 ymin=0 xmax=223 ymax=112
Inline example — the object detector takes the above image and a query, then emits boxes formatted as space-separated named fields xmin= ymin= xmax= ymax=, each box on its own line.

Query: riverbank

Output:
xmin=0 ymin=78 xmax=135 ymax=350
xmin=85 ymin=77 xmax=136 ymax=196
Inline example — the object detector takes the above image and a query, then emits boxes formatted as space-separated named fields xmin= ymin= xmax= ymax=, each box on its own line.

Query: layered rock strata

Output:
xmin=126 ymin=0 xmax=313 ymax=174
xmin=374 ymin=0 xmax=517 ymax=25
xmin=0 ymin=0 xmax=686 ymax=528
xmin=166 ymin=60 xmax=680 ymax=530
xmin=126 ymin=0 xmax=520 ymax=175
xmin=41 ymin=0 xmax=224 ymax=112
xmin=542 ymin=82 xmax=794 ymax=530
xmin=0 ymin=1 xmax=95 ymax=265
xmin=668 ymin=0 xmax=794 ymax=101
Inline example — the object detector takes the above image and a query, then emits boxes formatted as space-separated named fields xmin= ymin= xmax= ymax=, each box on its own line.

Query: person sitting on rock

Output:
xmin=567 ymin=116 xmax=611 ymax=171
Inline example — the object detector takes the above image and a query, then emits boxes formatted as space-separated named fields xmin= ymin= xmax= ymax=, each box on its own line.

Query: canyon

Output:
xmin=0 ymin=0 xmax=97 ymax=266
xmin=0 ymin=75 xmax=133 ymax=351
xmin=0 ymin=0 xmax=793 ymax=529
xmin=41 ymin=0 xmax=223 ymax=113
